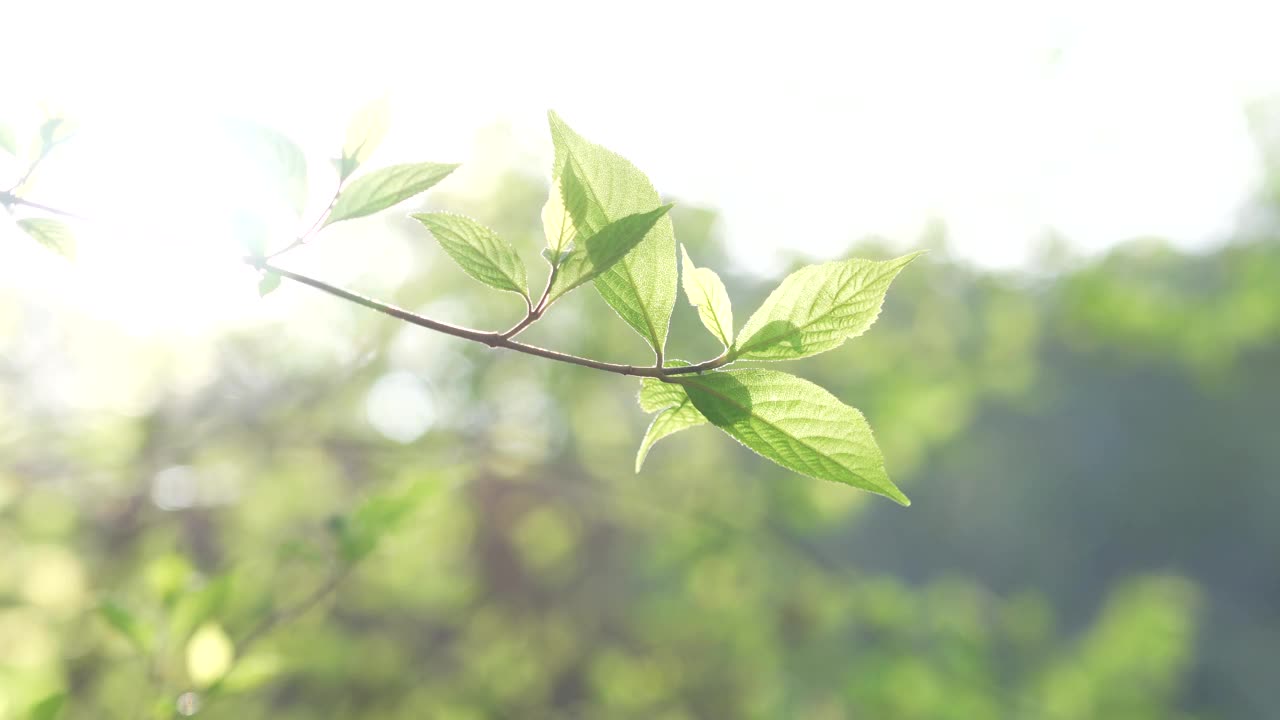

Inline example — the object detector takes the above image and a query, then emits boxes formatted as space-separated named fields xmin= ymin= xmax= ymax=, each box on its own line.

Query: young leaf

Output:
xmin=541 ymin=176 xmax=573 ymax=255
xmin=324 ymin=162 xmax=458 ymax=226
xmin=545 ymin=204 xmax=673 ymax=304
xmin=339 ymin=97 xmax=390 ymax=179
xmin=225 ymin=120 xmax=309 ymax=216
xmin=732 ymin=252 xmax=923 ymax=361
xmin=0 ymin=122 xmax=15 ymax=155
xmin=547 ymin=111 xmax=677 ymax=357
xmin=678 ymin=369 xmax=908 ymax=505
xmin=411 ymin=213 xmax=530 ymax=299
xmin=17 ymin=218 xmax=75 ymax=258
xmin=639 ymin=375 xmax=691 ymax=413
xmin=680 ymin=245 xmax=734 ymax=347
xmin=258 ymin=271 xmax=282 ymax=297
xmin=636 ymin=399 xmax=707 ymax=472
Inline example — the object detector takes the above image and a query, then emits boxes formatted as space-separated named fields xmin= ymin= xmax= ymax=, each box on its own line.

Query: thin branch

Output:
xmin=0 ymin=192 xmax=87 ymax=221
xmin=234 ymin=565 xmax=353 ymax=657
xmin=249 ymin=257 xmax=728 ymax=379
xmin=265 ymin=183 xmax=344 ymax=260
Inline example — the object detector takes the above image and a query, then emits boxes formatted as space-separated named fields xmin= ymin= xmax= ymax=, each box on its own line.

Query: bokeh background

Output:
xmin=2 ymin=2 xmax=1280 ymax=718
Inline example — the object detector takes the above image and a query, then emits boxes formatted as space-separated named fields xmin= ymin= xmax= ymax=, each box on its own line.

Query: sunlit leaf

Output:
xmin=547 ymin=111 xmax=677 ymax=357
xmin=412 ymin=212 xmax=529 ymax=299
xmin=679 ymin=369 xmax=907 ymax=505
xmin=340 ymin=97 xmax=390 ymax=179
xmin=636 ymin=398 xmax=707 ymax=471
xmin=17 ymin=218 xmax=75 ymax=259
xmin=225 ymin=120 xmax=309 ymax=216
xmin=680 ymin=245 xmax=734 ymax=347
xmin=324 ymin=162 xmax=458 ymax=226
xmin=546 ymin=204 xmax=673 ymax=304
xmin=732 ymin=252 xmax=923 ymax=361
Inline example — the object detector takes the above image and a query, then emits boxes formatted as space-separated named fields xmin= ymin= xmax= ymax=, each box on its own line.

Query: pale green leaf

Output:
xmin=732 ymin=252 xmax=923 ymax=361
xmin=546 ymin=204 xmax=673 ymax=303
xmin=412 ymin=212 xmax=529 ymax=299
xmin=17 ymin=218 xmax=74 ymax=259
xmin=324 ymin=162 xmax=458 ymax=226
xmin=636 ymin=399 xmax=707 ymax=472
xmin=0 ymin=123 xmax=16 ymax=155
xmin=637 ymin=360 xmax=693 ymax=412
xmin=680 ymin=245 xmax=734 ymax=347
xmin=541 ymin=174 xmax=574 ymax=255
xmin=98 ymin=601 xmax=153 ymax=652
xmin=340 ymin=97 xmax=390 ymax=179
xmin=27 ymin=692 xmax=66 ymax=720
xmin=258 ymin=272 xmax=281 ymax=297
xmin=679 ymin=369 xmax=908 ymax=505
xmin=547 ymin=111 xmax=677 ymax=357
xmin=225 ymin=120 xmax=309 ymax=216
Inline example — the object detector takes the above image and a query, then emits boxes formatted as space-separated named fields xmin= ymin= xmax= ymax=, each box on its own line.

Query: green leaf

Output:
xmin=546 ymin=204 xmax=672 ymax=304
xmin=324 ymin=162 xmax=458 ymax=226
xmin=541 ymin=173 xmax=574 ymax=255
xmin=37 ymin=116 xmax=75 ymax=153
xmin=547 ymin=111 xmax=677 ymax=357
xmin=0 ymin=123 xmax=16 ymax=155
xmin=340 ymin=97 xmax=390 ymax=179
xmin=680 ymin=245 xmax=734 ymax=347
xmin=98 ymin=601 xmax=153 ymax=652
xmin=226 ymin=120 xmax=309 ymax=216
xmin=17 ymin=218 xmax=75 ymax=259
xmin=258 ymin=272 xmax=281 ymax=297
xmin=26 ymin=692 xmax=66 ymax=720
xmin=732 ymin=252 xmax=923 ymax=361
xmin=411 ymin=212 xmax=529 ymax=299
xmin=338 ymin=478 xmax=438 ymax=563
xmin=678 ymin=369 xmax=908 ymax=505
xmin=637 ymin=360 xmax=693 ymax=412
xmin=636 ymin=398 xmax=707 ymax=472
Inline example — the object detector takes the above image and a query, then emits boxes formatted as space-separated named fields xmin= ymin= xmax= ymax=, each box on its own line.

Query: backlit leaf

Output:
xmin=732 ymin=252 xmax=923 ymax=361
xmin=679 ymin=369 xmax=907 ymax=505
xmin=340 ymin=97 xmax=390 ymax=179
xmin=412 ymin=212 xmax=529 ymax=299
xmin=680 ymin=245 xmax=734 ymax=347
xmin=547 ymin=111 xmax=677 ymax=357
xmin=324 ymin=162 xmax=458 ymax=226
xmin=17 ymin=218 xmax=74 ymax=259
xmin=546 ymin=204 xmax=672 ymax=304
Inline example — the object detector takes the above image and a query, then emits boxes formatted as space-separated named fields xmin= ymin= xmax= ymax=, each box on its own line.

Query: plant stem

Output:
xmin=500 ymin=264 xmax=558 ymax=339
xmin=0 ymin=192 xmax=87 ymax=220
xmin=249 ymin=258 xmax=727 ymax=379
xmin=265 ymin=183 xmax=344 ymax=260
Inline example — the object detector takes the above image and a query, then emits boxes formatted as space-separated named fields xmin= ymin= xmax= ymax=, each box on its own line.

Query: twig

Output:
xmin=248 ymin=257 xmax=728 ymax=379
xmin=0 ymin=192 xmax=87 ymax=220
xmin=265 ymin=184 xmax=344 ymax=260
xmin=234 ymin=565 xmax=353 ymax=658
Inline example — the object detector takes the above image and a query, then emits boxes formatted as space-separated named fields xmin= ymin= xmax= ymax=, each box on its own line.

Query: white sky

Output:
xmin=3 ymin=0 xmax=1279 ymax=333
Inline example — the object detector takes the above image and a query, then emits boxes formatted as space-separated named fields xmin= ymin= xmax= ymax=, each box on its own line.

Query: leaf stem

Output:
xmin=265 ymin=183 xmax=344 ymax=260
xmin=250 ymin=258 xmax=728 ymax=378
xmin=0 ymin=192 xmax=87 ymax=220
xmin=500 ymin=264 xmax=558 ymax=339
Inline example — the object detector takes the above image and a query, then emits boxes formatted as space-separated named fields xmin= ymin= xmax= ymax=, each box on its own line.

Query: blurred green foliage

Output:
xmin=2 ymin=137 xmax=1279 ymax=717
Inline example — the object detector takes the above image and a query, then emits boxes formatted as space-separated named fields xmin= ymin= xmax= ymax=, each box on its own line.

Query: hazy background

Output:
xmin=2 ymin=2 xmax=1279 ymax=718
